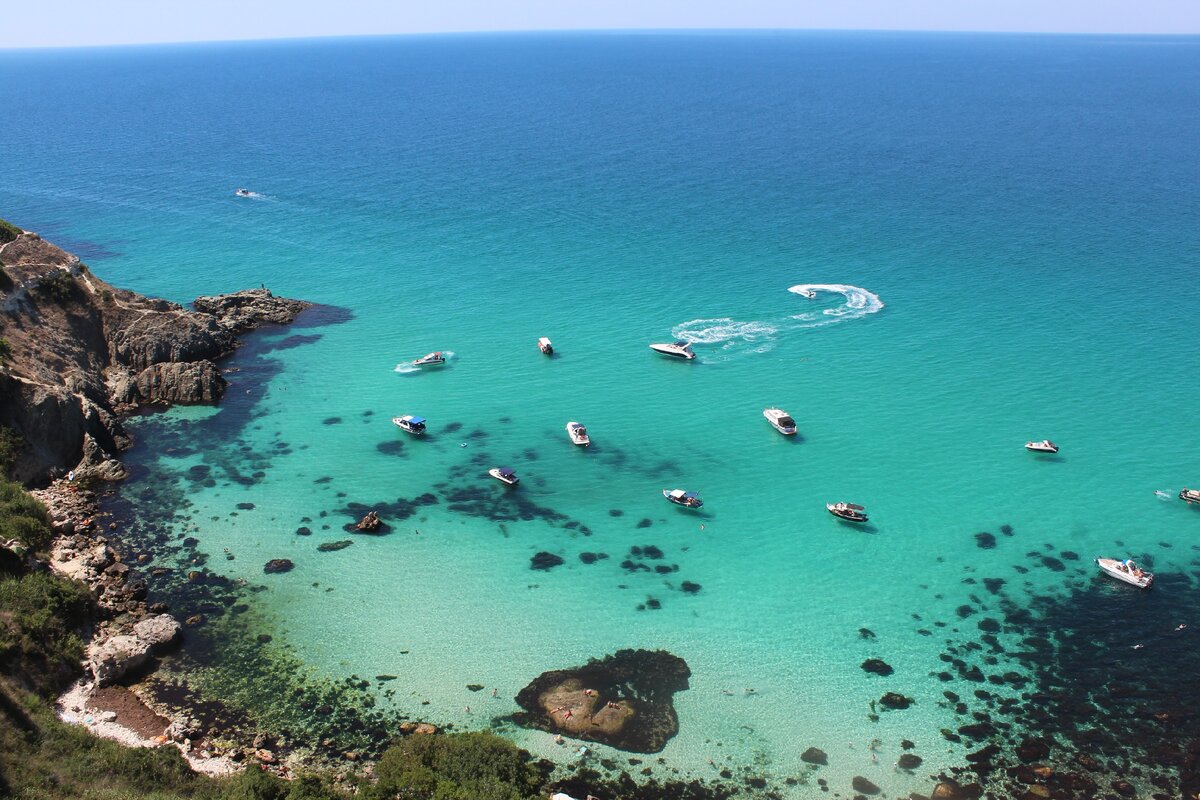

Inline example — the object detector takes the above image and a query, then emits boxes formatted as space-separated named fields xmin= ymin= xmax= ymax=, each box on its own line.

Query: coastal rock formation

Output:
xmin=132 ymin=614 xmax=182 ymax=649
xmin=0 ymin=224 xmax=313 ymax=482
xmin=193 ymin=288 xmax=311 ymax=333
xmin=263 ymin=559 xmax=295 ymax=574
xmin=512 ymin=649 xmax=690 ymax=753
xmin=88 ymin=634 xmax=152 ymax=686
xmin=133 ymin=360 xmax=227 ymax=405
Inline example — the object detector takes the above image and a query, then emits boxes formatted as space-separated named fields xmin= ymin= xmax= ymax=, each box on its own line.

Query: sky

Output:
xmin=1 ymin=0 xmax=1198 ymax=49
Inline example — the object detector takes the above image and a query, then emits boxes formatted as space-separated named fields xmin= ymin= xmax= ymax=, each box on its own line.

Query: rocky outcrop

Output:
xmin=0 ymin=225 xmax=314 ymax=482
xmin=193 ymin=289 xmax=311 ymax=334
xmin=134 ymin=360 xmax=226 ymax=405
xmin=133 ymin=614 xmax=182 ymax=649
xmin=88 ymin=634 xmax=152 ymax=687
xmin=512 ymin=649 xmax=690 ymax=753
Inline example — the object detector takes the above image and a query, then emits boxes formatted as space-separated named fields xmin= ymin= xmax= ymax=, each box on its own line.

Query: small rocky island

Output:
xmin=512 ymin=649 xmax=690 ymax=753
xmin=0 ymin=227 xmax=310 ymax=483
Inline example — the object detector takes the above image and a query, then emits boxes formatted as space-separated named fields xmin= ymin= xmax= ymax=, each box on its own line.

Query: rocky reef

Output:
xmin=0 ymin=225 xmax=310 ymax=483
xmin=512 ymin=649 xmax=690 ymax=753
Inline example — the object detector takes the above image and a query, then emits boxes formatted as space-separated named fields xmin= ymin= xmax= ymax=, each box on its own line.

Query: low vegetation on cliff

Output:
xmin=0 ymin=217 xmax=20 ymax=245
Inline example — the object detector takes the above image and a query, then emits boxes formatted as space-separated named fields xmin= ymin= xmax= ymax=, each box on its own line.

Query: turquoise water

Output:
xmin=4 ymin=31 xmax=1200 ymax=796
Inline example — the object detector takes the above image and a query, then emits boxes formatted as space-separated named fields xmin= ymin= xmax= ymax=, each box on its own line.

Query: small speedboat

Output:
xmin=489 ymin=467 xmax=520 ymax=486
xmin=1025 ymin=440 xmax=1059 ymax=454
xmin=566 ymin=421 xmax=590 ymax=447
xmin=827 ymin=502 xmax=868 ymax=523
xmin=649 ymin=341 xmax=696 ymax=360
xmin=235 ymin=188 xmax=253 ymax=197
xmin=412 ymin=352 xmax=446 ymax=367
xmin=392 ymin=415 xmax=427 ymax=435
xmin=1095 ymin=557 xmax=1153 ymax=589
xmin=763 ymin=408 xmax=797 ymax=435
xmin=663 ymin=489 xmax=703 ymax=509
xmin=1180 ymin=488 xmax=1200 ymax=505
xmin=538 ymin=337 xmax=554 ymax=355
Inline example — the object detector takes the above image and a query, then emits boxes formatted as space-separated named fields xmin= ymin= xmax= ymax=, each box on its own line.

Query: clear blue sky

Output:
xmin=2 ymin=0 xmax=1198 ymax=48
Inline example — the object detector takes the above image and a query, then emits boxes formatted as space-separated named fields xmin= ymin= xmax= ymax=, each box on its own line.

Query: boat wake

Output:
xmin=671 ymin=284 xmax=883 ymax=358
xmin=393 ymin=350 xmax=455 ymax=374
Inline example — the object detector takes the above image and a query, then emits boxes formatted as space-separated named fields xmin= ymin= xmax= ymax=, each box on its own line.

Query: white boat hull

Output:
xmin=488 ymin=468 xmax=519 ymax=486
xmin=763 ymin=409 xmax=797 ymax=435
xmin=1095 ymin=558 xmax=1152 ymax=589
xmin=566 ymin=422 xmax=590 ymax=447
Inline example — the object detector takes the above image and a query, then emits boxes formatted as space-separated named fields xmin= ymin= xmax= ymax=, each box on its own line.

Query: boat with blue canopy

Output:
xmin=392 ymin=415 xmax=427 ymax=435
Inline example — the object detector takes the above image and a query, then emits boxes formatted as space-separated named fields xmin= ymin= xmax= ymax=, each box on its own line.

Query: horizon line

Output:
xmin=3 ymin=26 xmax=1199 ymax=52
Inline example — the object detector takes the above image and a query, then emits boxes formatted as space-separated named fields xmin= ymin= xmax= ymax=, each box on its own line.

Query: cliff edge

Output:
xmin=0 ymin=222 xmax=310 ymax=483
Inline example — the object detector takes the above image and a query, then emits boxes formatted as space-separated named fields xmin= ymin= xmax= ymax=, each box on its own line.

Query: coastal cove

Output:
xmin=1 ymin=30 xmax=1199 ymax=800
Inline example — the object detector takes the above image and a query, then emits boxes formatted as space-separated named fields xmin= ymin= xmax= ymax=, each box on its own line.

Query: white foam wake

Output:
xmin=393 ymin=350 xmax=456 ymax=374
xmin=669 ymin=284 xmax=883 ymax=359
xmin=787 ymin=284 xmax=885 ymax=319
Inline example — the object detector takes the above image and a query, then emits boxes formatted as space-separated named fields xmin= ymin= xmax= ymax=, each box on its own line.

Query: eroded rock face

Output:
xmin=512 ymin=649 xmax=690 ymax=753
xmin=135 ymin=360 xmax=227 ymax=405
xmin=132 ymin=614 xmax=182 ymax=649
xmin=0 ymin=228 xmax=317 ymax=482
xmin=89 ymin=634 xmax=151 ymax=686
xmin=193 ymin=289 xmax=312 ymax=333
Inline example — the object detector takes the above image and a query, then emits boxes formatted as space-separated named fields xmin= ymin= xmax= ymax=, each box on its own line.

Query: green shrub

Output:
xmin=0 ymin=477 xmax=51 ymax=549
xmin=370 ymin=733 xmax=543 ymax=800
xmin=0 ymin=571 xmax=92 ymax=694
xmin=0 ymin=217 xmax=20 ymax=245
xmin=36 ymin=269 xmax=76 ymax=301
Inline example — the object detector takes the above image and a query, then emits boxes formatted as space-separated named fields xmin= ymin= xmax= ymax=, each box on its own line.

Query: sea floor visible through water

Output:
xmin=5 ymin=30 xmax=1200 ymax=799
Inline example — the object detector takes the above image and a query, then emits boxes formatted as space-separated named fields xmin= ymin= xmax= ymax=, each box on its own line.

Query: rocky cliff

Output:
xmin=0 ymin=224 xmax=310 ymax=484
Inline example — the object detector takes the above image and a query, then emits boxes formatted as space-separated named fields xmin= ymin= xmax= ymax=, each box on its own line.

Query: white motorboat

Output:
xmin=1095 ymin=557 xmax=1153 ymax=589
xmin=538 ymin=337 xmax=554 ymax=355
xmin=566 ymin=421 xmax=590 ymax=447
xmin=827 ymin=502 xmax=868 ymax=523
xmin=1025 ymin=440 xmax=1059 ymax=454
xmin=489 ymin=466 xmax=520 ymax=486
xmin=412 ymin=352 xmax=446 ymax=367
xmin=763 ymin=408 xmax=797 ymax=435
xmin=235 ymin=188 xmax=253 ymax=197
xmin=663 ymin=489 xmax=703 ymax=509
xmin=392 ymin=415 xmax=427 ymax=435
xmin=649 ymin=341 xmax=696 ymax=360
xmin=1180 ymin=488 xmax=1200 ymax=505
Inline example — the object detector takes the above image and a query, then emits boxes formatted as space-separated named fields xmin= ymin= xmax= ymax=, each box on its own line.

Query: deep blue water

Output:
xmin=3 ymin=32 xmax=1200 ymax=797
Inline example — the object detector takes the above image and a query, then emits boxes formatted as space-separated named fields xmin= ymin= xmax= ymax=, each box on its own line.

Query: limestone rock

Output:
xmin=89 ymin=634 xmax=151 ymax=686
xmin=193 ymin=288 xmax=312 ymax=334
xmin=132 ymin=614 xmax=182 ymax=649
xmin=512 ymin=648 xmax=690 ymax=753
xmin=135 ymin=360 xmax=226 ymax=405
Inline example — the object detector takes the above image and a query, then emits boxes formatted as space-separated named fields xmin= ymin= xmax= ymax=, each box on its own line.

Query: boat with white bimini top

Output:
xmin=1025 ymin=440 xmax=1059 ymax=454
xmin=649 ymin=341 xmax=696 ymax=360
xmin=566 ymin=422 xmax=590 ymax=447
xmin=827 ymin=502 xmax=868 ymax=523
xmin=538 ymin=337 xmax=554 ymax=355
xmin=1095 ymin=557 xmax=1153 ymax=589
xmin=1180 ymin=488 xmax=1200 ymax=505
xmin=488 ymin=467 xmax=520 ymax=486
xmin=392 ymin=415 xmax=427 ymax=435
xmin=235 ymin=188 xmax=253 ymax=197
xmin=663 ymin=489 xmax=703 ymax=509
xmin=763 ymin=408 xmax=797 ymax=435
xmin=412 ymin=352 xmax=447 ymax=367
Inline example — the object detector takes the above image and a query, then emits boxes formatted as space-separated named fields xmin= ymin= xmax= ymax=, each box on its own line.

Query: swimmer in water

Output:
xmin=1175 ymin=624 xmax=1188 ymax=631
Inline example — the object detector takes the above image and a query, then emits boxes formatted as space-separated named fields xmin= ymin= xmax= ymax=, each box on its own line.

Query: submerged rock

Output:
xmin=861 ymin=658 xmax=894 ymax=676
xmin=512 ymin=649 xmax=690 ymax=753
xmin=263 ymin=558 xmax=294 ymax=574
xmin=800 ymin=747 xmax=828 ymax=765
xmin=852 ymin=775 xmax=881 ymax=795
xmin=530 ymin=551 xmax=565 ymax=571
xmin=317 ymin=540 xmax=353 ymax=552
xmin=879 ymin=691 xmax=913 ymax=710
xmin=897 ymin=753 xmax=923 ymax=769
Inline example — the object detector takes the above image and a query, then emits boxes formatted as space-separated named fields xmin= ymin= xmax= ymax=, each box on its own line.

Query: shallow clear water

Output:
xmin=3 ymin=31 xmax=1200 ymax=795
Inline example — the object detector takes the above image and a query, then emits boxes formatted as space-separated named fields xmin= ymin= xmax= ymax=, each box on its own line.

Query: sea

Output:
xmin=2 ymin=31 xmax=1200 ymax=798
